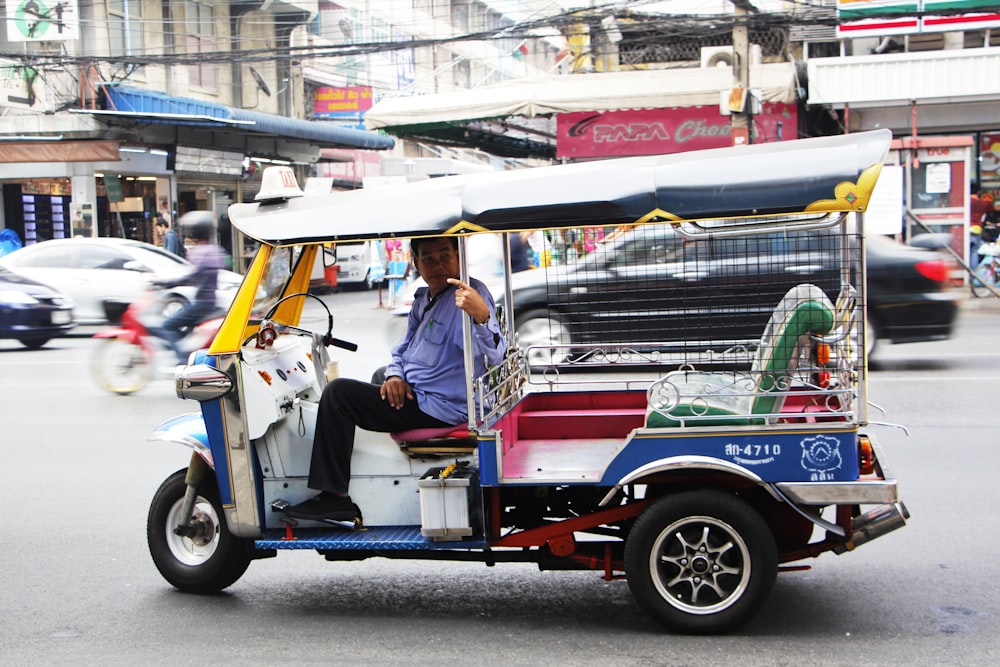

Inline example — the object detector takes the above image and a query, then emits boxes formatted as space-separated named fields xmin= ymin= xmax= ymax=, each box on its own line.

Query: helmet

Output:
xmin=178 ymin=211 xmax=216 ymax=241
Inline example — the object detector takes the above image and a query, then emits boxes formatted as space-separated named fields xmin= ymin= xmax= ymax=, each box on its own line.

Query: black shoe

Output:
xmin=285 ymin=493 xmax=358 ymax=522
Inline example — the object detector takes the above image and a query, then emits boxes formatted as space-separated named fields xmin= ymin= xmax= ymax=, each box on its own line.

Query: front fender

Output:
xmin=147 ymin=411 xmax=214 ymax=469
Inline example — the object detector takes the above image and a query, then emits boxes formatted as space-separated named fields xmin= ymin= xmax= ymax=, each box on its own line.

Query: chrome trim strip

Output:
xmin=774 ymin=479 xmax=898 ymax=505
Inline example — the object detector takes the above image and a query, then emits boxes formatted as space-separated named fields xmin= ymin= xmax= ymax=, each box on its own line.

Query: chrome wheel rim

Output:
xmin=648 ymin=515 xmax=752 ymax=615
xmin=164 ymin=495 xmax=220 ymax=567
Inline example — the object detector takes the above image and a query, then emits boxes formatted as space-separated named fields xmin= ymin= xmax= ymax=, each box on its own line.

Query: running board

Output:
xmin=256 ymin=525 xmax=487 ymax=551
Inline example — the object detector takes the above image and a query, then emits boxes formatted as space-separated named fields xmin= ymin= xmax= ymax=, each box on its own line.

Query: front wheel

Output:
xmin=91 ymin=337 xmax=153 ymax=395
xmin=147 ymin=469 xmax=252 ymax=593
xmin=624 ymin=490 xmax=778 ymax=634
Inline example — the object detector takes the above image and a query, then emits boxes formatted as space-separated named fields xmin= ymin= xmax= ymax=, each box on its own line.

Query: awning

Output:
xmin=0 ymin=140 xmax=121 ymax=163
xmin=88 ymin=85 xmax=394 ymax=151
xmin=365 ymin=63 xmax=798 ymax=153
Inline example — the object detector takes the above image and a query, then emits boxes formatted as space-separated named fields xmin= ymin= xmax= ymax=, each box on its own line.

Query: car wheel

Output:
xmin=515 ymin=309 xmax=572 ymax=367
xmin=161 ymin=295 xmax=188 ymax=319
xmin=147 ymin=469 xmax=252 ymax=593
xmin=17 ymin=337 xmax=49 ymax=349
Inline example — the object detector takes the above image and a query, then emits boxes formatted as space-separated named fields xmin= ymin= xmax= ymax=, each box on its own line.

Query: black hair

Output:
xmin=410 ymin=236 xmax=458 ymax=257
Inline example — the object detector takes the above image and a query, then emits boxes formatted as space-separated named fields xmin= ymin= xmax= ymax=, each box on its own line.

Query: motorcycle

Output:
xmin=91 ymin=289 xmax=224 ymax=395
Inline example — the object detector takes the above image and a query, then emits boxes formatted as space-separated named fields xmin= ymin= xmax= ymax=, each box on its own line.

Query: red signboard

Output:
xmin=556 ymin=104 xmax=797 ymax=159
xmin=313 ymin=86 xmax=373 ymax=117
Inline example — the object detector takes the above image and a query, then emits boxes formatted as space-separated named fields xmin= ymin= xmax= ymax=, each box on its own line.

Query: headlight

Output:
xmin=0 ymin=290 xmax=39 ymax=305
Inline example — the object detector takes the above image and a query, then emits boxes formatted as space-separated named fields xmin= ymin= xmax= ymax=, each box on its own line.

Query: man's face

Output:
xmin=414 ymin=238 xmax=460 ymax=294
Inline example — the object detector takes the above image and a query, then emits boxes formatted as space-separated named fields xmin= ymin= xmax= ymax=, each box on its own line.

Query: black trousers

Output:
xmin=308 ymin=378 xmax=451 ymax=495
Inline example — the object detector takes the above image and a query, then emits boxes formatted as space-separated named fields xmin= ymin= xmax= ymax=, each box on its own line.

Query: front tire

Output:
xmin=91 ymin=337 xmax=153 ymax=395
xmin=18 ymin=337 xmax=49 ymax=349
xmin=147 ymin=469 xmax=252 ymax=593
xmin=624 ymin=490 xmax=778 ymax=634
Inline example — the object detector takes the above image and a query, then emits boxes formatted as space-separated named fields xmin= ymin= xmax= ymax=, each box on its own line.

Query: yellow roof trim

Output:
xmin=806 ymin=163 xmax=884 ymax=214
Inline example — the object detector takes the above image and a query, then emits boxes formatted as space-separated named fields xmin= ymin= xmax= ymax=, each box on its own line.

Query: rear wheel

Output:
xmin=17 ymin=337 xmax=49 ymax=349
xmin=971 ymin=262 xmax=998 ymax=298
xmin=624 ymin=490 xmax=777 ymax=634
xmin=147 ymin=469 xmax=252 ymax=593
xmin=91 ymin=337 xmax=153 ymax=395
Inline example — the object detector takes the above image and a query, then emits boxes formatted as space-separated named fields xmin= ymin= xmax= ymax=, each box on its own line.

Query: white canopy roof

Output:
xmin=365 ymin=63 xmax=798 ymax=130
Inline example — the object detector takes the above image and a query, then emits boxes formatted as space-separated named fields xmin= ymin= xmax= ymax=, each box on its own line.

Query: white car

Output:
xmin=0 ymin=238 xmax=243 ymax=324
xmin=334 ymin=240 xmax=385 ymax=289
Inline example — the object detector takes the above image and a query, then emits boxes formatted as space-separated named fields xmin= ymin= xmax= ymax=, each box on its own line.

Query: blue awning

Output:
xmin=96 ymin=85 xmax=394 ymax=151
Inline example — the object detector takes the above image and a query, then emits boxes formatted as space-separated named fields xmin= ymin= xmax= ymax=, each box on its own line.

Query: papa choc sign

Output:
xmin=556 ymin=104 xmax=797 ymax=159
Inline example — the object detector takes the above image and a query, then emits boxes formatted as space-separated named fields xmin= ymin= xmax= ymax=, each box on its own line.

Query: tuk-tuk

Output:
xmin=147 ymin=129 xmax=907 ymax=634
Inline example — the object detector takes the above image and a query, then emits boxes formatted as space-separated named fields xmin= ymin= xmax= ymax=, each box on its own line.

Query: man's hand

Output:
xmin=380 ymin=375 xmax=413 ymax=410
xmin=447 ymin=278 xmax=489 ymax=324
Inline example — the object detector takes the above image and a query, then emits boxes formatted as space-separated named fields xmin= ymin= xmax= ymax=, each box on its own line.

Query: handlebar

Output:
xmin=328 ymin=337 xmax=358 ymax=352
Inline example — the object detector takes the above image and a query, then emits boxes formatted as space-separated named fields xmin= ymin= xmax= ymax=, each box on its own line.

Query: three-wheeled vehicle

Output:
xmin=146 ymin=130 xmax=907 ymax=634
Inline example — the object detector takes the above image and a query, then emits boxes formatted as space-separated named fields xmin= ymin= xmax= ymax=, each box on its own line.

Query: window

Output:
xmin=108 ymin=0 xmax=143 ymax=58
xmin=184 ymin=1 xmax=216 ymax=89
xmin=79 ymin=245 xmax=132 ymax=271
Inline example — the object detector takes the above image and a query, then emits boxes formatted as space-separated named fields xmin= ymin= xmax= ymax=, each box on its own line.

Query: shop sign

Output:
xmin=4 ymin=0 xmax=80 ymax=42
xmin=556 ymin=103 xmax=797 ymax=159
xmin=103 ymin=175 xmax=124 ymax=202
xmin=837 ymin=0 xmax=1000 ymax=38
xmin=980 ymin=132 xmax=1000 ymax=183
xmin=314 ymin=86 xmax=373 ymax=118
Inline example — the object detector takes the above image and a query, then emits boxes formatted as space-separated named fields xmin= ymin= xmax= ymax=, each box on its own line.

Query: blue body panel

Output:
xmin=601 ymin=429 xmax=859 ymax=484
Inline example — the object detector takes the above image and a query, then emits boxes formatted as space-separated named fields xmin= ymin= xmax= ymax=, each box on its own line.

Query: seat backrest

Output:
xmin=749 ymin=283 xmax=835 ymax=417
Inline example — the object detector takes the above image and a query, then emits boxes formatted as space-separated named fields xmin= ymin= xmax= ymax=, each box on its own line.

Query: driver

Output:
xmin=149 ymin=211 xmax=225 ymax=363
xmin=286 ymin=236 xmax=507 ymax=522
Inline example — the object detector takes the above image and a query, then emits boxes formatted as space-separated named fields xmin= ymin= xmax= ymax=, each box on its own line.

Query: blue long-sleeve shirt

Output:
xmin=385 ymin=278 xmax=506 ymax=425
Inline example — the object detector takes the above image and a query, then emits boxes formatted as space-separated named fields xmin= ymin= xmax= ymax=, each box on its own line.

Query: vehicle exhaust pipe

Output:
xmin=834 ymin=502 xmax=909 ymax=554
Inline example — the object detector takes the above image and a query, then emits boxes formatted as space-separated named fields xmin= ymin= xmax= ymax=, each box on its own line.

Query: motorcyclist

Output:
xmin=148 ymin=211 xmax=225 ymax=363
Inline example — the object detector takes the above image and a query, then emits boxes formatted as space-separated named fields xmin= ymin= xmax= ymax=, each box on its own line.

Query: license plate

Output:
xmin=52 ymin=310 xmax=72 ymax=324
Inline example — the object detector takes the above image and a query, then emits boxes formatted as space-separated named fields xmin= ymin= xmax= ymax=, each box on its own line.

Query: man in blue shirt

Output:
xmin=287 ymin=236 xmax=507 ymax=522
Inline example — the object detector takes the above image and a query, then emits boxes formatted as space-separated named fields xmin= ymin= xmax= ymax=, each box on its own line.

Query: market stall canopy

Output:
xmin=363 ymin=63 xmax=798 ymax=158
xmin=230 ymin=130 xmax=891 ymax=247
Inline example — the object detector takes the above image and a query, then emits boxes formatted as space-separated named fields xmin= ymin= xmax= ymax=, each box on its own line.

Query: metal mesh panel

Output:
xmin=517 ymin=220 xmax=860 ymax=371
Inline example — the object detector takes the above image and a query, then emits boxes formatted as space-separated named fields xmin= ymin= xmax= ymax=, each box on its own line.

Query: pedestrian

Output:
xmin=156 ymin=215 xmax=185 ymax=258
xmin=285 ymin=236 xmax=507 ymax=522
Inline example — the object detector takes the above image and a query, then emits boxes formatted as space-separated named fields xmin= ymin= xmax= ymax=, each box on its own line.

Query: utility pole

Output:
xmin=729 ymin=1 xmax=758 ymax=146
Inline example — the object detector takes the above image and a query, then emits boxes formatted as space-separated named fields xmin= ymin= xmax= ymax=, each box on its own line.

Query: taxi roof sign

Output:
xmin=255 ymin=166 xmax=305 ymax=202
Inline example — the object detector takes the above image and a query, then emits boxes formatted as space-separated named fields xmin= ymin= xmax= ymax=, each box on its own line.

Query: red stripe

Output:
xmin=839 ymin=19 xmax=919 ymax=32
xmin=924 ymin=13 xmax=1000 ymax=26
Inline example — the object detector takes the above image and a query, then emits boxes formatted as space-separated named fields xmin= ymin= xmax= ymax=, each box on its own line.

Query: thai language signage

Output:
xmin=556 ymin=104 xmax=797 ymax=159
xmin=313 ymin=86 xmax=373 ymax=118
